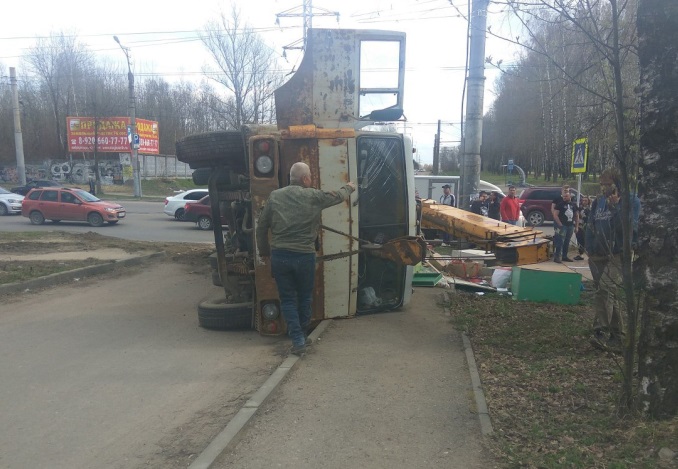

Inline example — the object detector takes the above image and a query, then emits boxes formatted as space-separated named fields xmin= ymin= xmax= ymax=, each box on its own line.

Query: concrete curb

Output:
xmin=443 ymin=291 xmax=494 ymax=436
xmin=188 ymin=319 xmax=333 ymax=469
xmin=0 ymin=251 xmax=166 ymax=296
xmin=462 ymin=333 xmax=494 ymax=436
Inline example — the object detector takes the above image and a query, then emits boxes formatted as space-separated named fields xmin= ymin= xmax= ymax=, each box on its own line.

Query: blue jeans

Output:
xmin=553 ymin=225 xmax=574 ymax=260
xmin=271 ymin=250 xmax=316 ymax=347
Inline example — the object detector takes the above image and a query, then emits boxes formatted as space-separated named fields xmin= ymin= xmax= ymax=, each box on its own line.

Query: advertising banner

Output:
xmin=67 ymin=117 xmax=159 ymax=154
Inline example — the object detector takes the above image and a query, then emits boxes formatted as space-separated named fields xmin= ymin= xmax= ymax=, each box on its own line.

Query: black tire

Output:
xmin=175 ymin=208 xmax=186 ymax=221
xmin=51 ymin=219 xmax=61 ymax=223
xmin=29 ymin=211 xmax=45 ymax=225
xmin=88 ymin=212 xmax=104 ymax=227
xmin=197 ymin=215 xmax=213 ymax=230
xmin=0 ymin=204 xmax=8 ymax=216
xmin=526 ymin=210 xmax=545 ymax=227
xmin=197 ymin=297 xmax=252 ymax=330
xmin=192 ymin=168 xmax=213 ymax=186
xmin=175 ymin=131 xmax=247 ymax=170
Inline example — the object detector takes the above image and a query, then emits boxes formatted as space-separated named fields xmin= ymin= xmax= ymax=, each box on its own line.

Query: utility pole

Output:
xmin=10 ymin=67 xmax=26 ymax=185
xmin=432 ymin=119 xmax=441 ymax=175
xmin=460 ymin=0 xmax=490 ymax=209
xmin=113 ymin=36 xmax=142 ymax=198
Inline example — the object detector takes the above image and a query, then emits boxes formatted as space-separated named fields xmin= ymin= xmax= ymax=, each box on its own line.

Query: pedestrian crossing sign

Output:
xmin=571 ymin=138 xmax=588 ymax=173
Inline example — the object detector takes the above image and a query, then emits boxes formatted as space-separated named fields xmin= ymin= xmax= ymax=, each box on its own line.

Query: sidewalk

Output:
xmin=205 ymin=288 xmax=494 ymax=469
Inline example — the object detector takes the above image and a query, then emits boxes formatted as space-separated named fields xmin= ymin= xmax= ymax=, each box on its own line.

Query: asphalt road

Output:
xmin=0 ymin=200 xmax=214 ymax=244
xmin=0 ymin=262 xmax=285 ymax=469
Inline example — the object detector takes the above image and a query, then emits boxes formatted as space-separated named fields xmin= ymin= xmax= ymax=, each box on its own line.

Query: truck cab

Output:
xmin=176 ymin=29 xmax=416 ymax=334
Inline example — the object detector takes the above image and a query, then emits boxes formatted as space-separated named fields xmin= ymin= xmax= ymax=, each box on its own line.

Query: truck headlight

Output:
xmin=255 ymin=156 xmax=273 ymax=174
xmin=262 ymin=303 xmax=279 ymax=320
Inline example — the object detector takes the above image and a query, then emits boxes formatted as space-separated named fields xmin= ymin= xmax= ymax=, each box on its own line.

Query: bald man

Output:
xmin=256 ymin=162 xmax=356 ymax=356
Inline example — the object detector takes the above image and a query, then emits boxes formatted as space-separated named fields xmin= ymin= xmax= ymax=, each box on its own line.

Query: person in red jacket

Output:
xmin=500 ymin=185 xmax=521 ymax=225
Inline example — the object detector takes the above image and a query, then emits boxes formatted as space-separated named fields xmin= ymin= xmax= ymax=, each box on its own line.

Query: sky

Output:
xmin=1 ymin=0 xmax=523 ymax=164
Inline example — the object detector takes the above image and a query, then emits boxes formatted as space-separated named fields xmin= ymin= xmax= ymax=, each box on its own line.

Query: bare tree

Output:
xmin=200 ymin=5 xmax=281 ymax=128
xmin=24 ymin=31 xmax=94 ymax=158
xmin=636 ymin=0 xmax=678 ymax=419
xmin=81 ymin=64 xmax=124 ymax=193
xmin=486 ymin=0 xmax=642 ymax=410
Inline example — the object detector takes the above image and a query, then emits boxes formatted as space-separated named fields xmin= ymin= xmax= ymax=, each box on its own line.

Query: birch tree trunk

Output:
xmin=636 ymin=0 xmax=678 ymax=418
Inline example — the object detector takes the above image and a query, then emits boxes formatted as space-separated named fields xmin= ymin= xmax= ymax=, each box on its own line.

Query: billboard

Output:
xmin=67 ymin=117 xmax=159 ymax=154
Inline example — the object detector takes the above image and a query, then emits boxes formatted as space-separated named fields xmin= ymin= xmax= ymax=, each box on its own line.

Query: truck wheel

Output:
xmin=197 ymin=297 xmax=252 ymax=330
xmin=175 ymin=131 xmax=247 ymax=171
xmin=197 ymin=215 xmax=213 ymax=230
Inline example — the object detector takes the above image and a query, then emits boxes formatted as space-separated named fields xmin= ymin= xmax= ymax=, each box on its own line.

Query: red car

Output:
xmin=183 ymin=195 xmax=227 ymax=230
xmin=21 ymin=187 xmax=125 ymax=227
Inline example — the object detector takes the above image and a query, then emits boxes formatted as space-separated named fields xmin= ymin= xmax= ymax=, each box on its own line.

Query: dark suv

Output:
xmin=519 ymin=186 xmax=581 ymax=226
xmin=11 ymin=179 xmax=62 ymax=196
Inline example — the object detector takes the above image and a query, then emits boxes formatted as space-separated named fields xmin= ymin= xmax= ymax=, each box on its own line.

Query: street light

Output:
xmin=113 ymin=35 xmax=142 ymax=197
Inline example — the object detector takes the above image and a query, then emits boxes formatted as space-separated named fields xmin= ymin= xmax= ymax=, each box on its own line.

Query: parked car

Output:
xmin=11 ymin=179 xmax=62 ymax=196
xmin=163 ymin=189 xmax=209 ymax=220
xmin=21 ymin=187 xmax=125 ymax=226
xmin=519 ymin=186 xmax=582 ymax=226
xmin=0 ymin=186 xmax=24 ymax=215
xmin=183 ymin=195 xmax=228 ymax=230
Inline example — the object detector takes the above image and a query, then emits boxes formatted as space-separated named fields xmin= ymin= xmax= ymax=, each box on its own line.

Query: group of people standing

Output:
xmin=464 ymin=185 xmax=522 ymax=225
xmin=438 ymin=184 xmax=521 ymax=225
xmin=257 ymin=164 xmax=639 ymax=357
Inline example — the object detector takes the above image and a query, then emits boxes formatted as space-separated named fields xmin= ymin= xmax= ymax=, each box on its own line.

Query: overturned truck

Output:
xmin=176 ymin=29 xmax=424 ymax=334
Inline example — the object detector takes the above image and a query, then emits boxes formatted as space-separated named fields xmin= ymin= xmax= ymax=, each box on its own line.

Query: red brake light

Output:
xmin=164 ymin=198 xmax=168 ymax=205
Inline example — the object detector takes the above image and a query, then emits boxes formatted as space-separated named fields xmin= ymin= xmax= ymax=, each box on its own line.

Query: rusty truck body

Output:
xmin=176 ymin=29 xmax=418 ymax=334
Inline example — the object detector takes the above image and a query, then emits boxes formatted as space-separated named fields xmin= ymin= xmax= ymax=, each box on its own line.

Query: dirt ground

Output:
xmin=0 ymin=231 xmax=214 ymax=285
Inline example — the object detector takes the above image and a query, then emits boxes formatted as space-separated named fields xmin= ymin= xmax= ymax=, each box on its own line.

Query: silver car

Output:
xmin=0 ymin=186 xmax=24 ymax=215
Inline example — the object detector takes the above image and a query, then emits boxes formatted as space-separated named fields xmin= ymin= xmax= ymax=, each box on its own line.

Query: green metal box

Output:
xmin=511 ymin=264 xmax=582 ymax=305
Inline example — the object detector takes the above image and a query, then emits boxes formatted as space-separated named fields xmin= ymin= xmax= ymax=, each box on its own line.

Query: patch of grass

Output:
xmin=0 ymin=259 xmax=108 ymax=284
xmin=92 ymin=177 xmax=199 ymax=198
xmin=445 ymin=291 xmax=678 ymax=468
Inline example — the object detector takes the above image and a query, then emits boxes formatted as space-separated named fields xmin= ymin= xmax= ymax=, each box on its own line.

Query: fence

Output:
xmin=1 ymin=154 xmax=193 ymax=186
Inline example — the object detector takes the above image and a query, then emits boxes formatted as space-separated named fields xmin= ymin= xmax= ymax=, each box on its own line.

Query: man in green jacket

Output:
xmin=256 ymin=162 xmax=356 ymax=356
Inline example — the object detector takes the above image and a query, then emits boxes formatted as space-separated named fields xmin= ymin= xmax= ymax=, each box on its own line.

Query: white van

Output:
xmin=414 ymin=175 xmax=504 ymax=205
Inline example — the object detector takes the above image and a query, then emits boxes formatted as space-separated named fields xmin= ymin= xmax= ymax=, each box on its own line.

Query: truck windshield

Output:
xmin=356 ymin=135 xmax=408 ymax=313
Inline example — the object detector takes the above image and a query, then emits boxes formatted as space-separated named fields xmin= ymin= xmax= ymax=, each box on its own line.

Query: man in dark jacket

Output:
xmin=585 ymin=168 xmax=640 ymax=352
xmin=470 ymin=191 xmax=489 ymax=216
xmin=487 ymin=191 xmax=501 ymax=220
